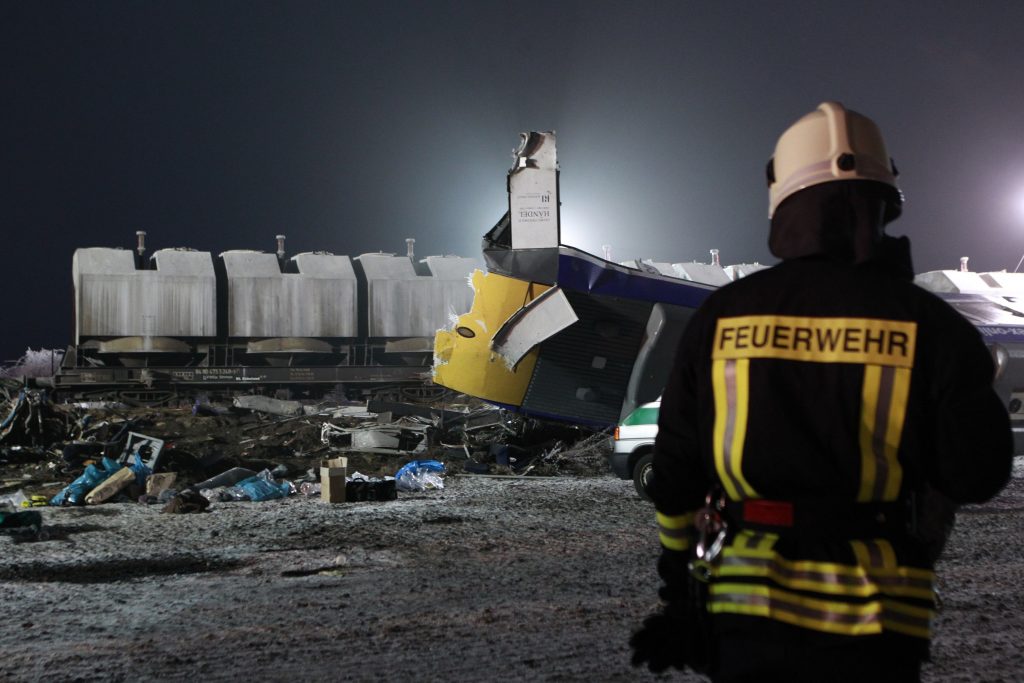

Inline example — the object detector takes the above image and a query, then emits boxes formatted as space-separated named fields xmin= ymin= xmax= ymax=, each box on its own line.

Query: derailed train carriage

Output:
xmin=431 ymin=131 xmax=1024 ymax=454
xmin=913 ymin=267 xmax=1024 ymax=454
xmin=54 ymin=233 xmax=478 ymax=403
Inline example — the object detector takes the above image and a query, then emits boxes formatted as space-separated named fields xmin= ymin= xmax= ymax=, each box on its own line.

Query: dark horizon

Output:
xmin=4 ymin=2 xmax=1024 ymax=363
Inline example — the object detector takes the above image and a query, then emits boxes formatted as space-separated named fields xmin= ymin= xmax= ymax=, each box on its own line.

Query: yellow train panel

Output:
xmin=432 ymin=269 xmax=549 ymax=406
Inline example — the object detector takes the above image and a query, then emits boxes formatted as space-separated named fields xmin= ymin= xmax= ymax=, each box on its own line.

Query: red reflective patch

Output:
xmin=743 ymin=500 xmax=794 ymax=527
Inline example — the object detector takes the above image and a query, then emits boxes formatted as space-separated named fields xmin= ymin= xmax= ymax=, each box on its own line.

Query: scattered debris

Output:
xmin=345 ymin=473 xmax=397 ymax=501
xmin=395 ymin=460 xmax=445 ymax=492
xmin=0 ymin=387 xmax=613 ymax=522
xmin=162 ymin=489 xmax=210 ymax=514
xmin=0 ymin=348 xmax=64 ymax=379
xmin=232 ymin=395 xmax=304 ymax=417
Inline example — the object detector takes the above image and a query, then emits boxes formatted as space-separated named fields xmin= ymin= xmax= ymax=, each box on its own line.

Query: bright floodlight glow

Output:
xmin=1016 ymin=189 xmax=1024 ymax=220
xmin=558 ymin=205 xmax=594 ymax=253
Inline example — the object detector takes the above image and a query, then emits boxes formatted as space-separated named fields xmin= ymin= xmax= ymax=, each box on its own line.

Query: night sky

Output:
xmin=4 ymin=1 xmax=1024 ymax=363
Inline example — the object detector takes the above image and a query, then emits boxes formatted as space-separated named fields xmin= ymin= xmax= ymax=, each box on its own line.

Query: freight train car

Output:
xmin=54 ymin=233 xmax=478 ymax=403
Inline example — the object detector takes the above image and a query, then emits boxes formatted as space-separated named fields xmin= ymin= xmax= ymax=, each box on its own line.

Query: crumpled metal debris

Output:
xmin=0 ymin=387 xmax=613 ymax=513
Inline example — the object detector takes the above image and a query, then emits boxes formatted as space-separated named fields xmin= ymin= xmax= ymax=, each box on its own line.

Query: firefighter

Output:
xmin=630 ymin=102 xmax=1013 ymax=681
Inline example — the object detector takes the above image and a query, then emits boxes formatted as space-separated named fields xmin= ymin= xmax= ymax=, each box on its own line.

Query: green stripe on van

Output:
xmin=622 ymin=405 xmax=659 ymax=426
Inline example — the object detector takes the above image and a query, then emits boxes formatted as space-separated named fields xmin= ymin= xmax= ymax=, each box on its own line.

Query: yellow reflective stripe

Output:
xmin=876 ymin=539 xmax=897 ymax=569
xmin=712 ymin=359 xmax=738 ymax=500
xmin=731 ymin=359 xmax=756 ymax=497
xmin=712 ymin=359 xmax=757 ymax=500
xmin=709 ymin=584 xmax=884 ymax=636
xmin=720 ymin=542 xmax=935 ymax=600
xmin=725 ymin=545 xmax=865 ymax=574
xmin=859 ymin=366 xmax=909 ymax=502
xmin=717 ymin=558 xmax=876 ymax=598
xmin=657 ymin=511 xmax=694 ymax=551
xmin=733 ymin=530 xmax=777 ymax=552
xmin=859 ymin=365 xmax=882 ymax=501
xmin=851 ymin=539 xmax=896 ymax=570
xmin=659 ymin=533 xmax=690 ymax=551
xmin=850 ymin=540 xmax=935 ymax=600
xmin=882 ymin=367 xmax=911 ymax=500
xmin=880 ymin=599 xmax=934 ymax=639
xmin=656 ymin=512 xmax=693 ymax=529
xmin=710 ymin=584 xmax=932 ymax=638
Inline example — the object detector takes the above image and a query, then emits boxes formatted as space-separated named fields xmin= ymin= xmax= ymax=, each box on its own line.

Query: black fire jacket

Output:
xmin=652 ymin=254 xmax=1013 ymax=642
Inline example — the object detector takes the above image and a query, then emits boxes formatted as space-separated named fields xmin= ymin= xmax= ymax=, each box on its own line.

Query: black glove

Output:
xmin=630 ymin=609 xmax=690 ymax=673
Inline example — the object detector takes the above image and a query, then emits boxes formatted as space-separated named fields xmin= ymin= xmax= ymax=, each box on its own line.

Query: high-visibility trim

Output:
xmin=709 ymin=584 xmax=933 ymax=638
xmin=716 ymin=552 xmax=933 ymax=601
xmin=712 ymin=359 xmax=736 ymax=499
xmin=729 ymin=540 xmax=933 ymax=582
xmin=732 ymin=530 xmax=778 ymax=552
xmin=717 ymin=539 xmax=935 ymax=599
xmin=849 ymin=540 xmax=935 ymax=601
xmin=851 ymin=539 xmax=896 ymax=570
xmin=859 ymin=365 xmax=882 ymax=501
xmin=658 ymin=533 xmax=689 ymax=551
xmin=712 ymin=358 xmax=757 ymax=500
xmin=880 ymin=599 xmax=934 ymax=639
xmin=712 ymin=315 xmax=917 ymax=368
xmin=722 ymin=546 xmax=879 ymax=595
xmin=717 ymin=556 xmax=876 ymax=598
xmin=709 ymin=584 xmax=884 ymax=636
xmin=858 ymin=365 xmax=909 ymax=502
xmin=883 ymin=367 xmax=911 ymax=499
xmin=656 ymin=511 xmax=693 ymax=551
xmin=656 ymin=511 xmax=694 ymax=529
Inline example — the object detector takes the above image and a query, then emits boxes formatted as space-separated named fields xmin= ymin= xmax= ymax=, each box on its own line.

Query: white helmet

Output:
xmin=767 ymin=101 xmax=902 ymax=220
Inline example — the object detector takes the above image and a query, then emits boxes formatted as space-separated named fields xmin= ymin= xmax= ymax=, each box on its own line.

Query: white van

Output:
xmin=609 ymin=399 xmax=660 ymax=500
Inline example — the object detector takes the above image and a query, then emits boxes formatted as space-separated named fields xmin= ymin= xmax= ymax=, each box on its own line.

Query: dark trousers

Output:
xmin=710 ymin=617 xmax=925 ymax=683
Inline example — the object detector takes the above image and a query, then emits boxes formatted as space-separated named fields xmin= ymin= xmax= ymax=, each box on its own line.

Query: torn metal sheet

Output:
xmin=482 ymin=243 xmax=561 ymax=284
xmin=433 ymin=269 xmax=550 ymax=406
xmin=491 ymin=286 xmax=578 ymax=369
xmin=670 ymin=261 xmax=731 ymax=286
xmin=321 ymin=423 xmax=351 ymax=446
xmin=620 ymin=302 xmax=695 ymax=420
xmin=508 ymin=131 xmax=559 ymax=250
xmin=724 ymin=263 xmax=769 ymax=280
xmin=332 ymin=406 xmax=379 ymax=419
xmin=347 ymin=426 xmax=426 ymax=453
xmin=233 ymin=395 xmax=304 ymax=417
xmin=982 ymin=295 xmax=1024 ymax=318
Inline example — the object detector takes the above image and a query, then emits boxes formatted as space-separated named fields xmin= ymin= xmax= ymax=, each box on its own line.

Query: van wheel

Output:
xmin=633 ymin=453 xmax=654 ymax=501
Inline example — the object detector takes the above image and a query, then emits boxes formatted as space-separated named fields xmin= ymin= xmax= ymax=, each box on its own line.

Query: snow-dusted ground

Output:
xmin=0 ymin=464 xmax=1021 ymax=682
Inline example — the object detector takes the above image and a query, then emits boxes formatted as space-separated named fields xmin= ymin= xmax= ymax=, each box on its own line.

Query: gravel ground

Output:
xmin=1 ymin=460 xmax=1021 ymax=682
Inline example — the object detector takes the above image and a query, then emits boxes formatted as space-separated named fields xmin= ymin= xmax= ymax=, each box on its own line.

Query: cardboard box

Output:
xmin=85 ymin=467 xmax=135 ymax=505
xmin=146 ymin=472 xmax=178 ymax=497
xmin=320 ymin=457 xmax=348 ymax=503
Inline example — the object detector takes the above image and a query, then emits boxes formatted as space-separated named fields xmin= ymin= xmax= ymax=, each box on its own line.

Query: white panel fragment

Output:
xmin=491 ymin=286 xmax=578 ymax=369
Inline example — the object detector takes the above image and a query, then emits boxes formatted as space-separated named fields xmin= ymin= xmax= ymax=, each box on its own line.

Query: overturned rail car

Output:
xmin=54 ymin=235 xmax=478 ymax=403
xmin=431 ymin=131 xmax=1024 ymax=454
xmin=432 ymin=131 xmax=767 ymax=427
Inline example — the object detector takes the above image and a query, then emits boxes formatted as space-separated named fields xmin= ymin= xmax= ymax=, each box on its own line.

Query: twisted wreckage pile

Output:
xmin=0 ymin=377 xmax=613 ymax=535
